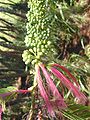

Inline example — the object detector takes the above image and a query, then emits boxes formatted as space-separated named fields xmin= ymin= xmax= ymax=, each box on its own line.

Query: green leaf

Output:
xmin=64 ymin=103 xmax=90 ymax=120
xmin=62 ymin=110 xmax=85 ymax=120
xmin=0 ymin=86 xmax=17 ymax=94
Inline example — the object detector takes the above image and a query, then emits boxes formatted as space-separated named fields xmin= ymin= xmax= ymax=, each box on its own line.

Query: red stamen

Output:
xmin=52 ymin=64 xmax=79 ymax=88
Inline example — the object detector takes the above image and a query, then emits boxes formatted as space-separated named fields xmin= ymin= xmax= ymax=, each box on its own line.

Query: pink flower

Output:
xmin=51 ymin=64 xmax=80 ymax=88
xmin=51 ymin=66 xmax=87 ymax=105
xmin=39 ymin=63 xmax=67 ymax=109
xmin=35 ymin=64 xmax=55 ymax=117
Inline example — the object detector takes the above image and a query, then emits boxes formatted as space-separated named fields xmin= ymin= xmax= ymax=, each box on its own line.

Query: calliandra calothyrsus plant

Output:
xmin=22 ymin=0 xmax=87 ymax=118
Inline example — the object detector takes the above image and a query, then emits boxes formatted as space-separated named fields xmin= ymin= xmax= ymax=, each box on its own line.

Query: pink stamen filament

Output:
xmin=52 ymin=64 xmax=79 ymax=88
xmin=39 ymin=63 xmax=67 ymax=108
xmin=51 ymin=67 xmax=87 ymax=104
xmin=35 ymin=64 xmax=55 ymax=117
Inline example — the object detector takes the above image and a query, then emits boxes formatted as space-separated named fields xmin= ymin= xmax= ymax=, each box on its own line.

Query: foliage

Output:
xmin=22 ymin=0 xmax=90 ymax=119
xmin=0 ymin=0 xmax=27 ymax=86
xmin=0 ymin=0 xmax=90 ymax=120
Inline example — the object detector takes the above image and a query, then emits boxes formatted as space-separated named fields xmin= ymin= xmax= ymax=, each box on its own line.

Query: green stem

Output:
xmin=28 ymin=73 xmax=37 ymax=120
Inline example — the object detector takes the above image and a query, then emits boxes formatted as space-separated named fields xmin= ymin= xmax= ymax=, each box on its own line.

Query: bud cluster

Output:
xmin=22 ymin=0 xmax=56 ymax=65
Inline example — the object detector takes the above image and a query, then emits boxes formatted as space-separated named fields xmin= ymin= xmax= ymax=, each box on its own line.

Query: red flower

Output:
xmin=51 ymin=66 xmax=87 ymax=105
xmin=39 ymin=63 xmax=67 ymax=109
xmin=35 ymin=64 xmax=55 ymax=117
xmin=35 ymin=63 xmax=87 ymax=117
xmin=51 ymin=64 xmax=80 ymax=88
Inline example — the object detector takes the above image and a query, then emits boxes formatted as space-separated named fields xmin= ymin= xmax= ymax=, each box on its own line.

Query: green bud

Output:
xmin=23 ymin=56 xmax=28 ymax=62
xmin=29 ymin=49 xmax=34 ymax=53
xmin=38 ymin=52 xmax=43 ymax=56
xmin=33 ymin=47 xmax=37 ymax=53
xmin=32 ymin=59 xmax=38 ymax=65
xmin=41 ymin=48 xmax=45 ymax=53
xmin=25 ymin=59 xmax=31 ymax=65
xmin=36 ymin=55 xmax=40 ymax=59
xmin=47 ymin=41 xmax=51 ymax=46
xmin=40 ymin=45 xmax=44 ymax=49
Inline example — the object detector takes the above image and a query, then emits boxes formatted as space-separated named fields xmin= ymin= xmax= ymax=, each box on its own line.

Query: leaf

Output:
xmin=69 ymin=104 xmax=90 ymax=112
xmin=0 ymin=86 xmax=17 ymax=94
xmin=66 ymin=103 xmax=90 ymax=119
xmin=62 ymin=110 xmax=85 ymax=120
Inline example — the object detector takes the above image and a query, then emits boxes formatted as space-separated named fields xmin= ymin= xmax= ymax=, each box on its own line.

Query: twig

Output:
xmin=27 ymin=75 xmax=37 ymax=120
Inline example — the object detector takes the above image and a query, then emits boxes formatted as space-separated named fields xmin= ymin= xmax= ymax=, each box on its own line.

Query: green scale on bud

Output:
xmin=22 ymin=0 xmax=57 ymax=65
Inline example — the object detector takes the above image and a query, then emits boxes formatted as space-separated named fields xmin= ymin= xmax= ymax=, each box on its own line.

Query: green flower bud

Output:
xmin=32 ymin=59 xmax=38 ymax=65
xmin=38 ymin=52 xmax=43 ymax=56
xmin=25 ymin=59 xmax=31 ymax=65
xmin=47 ymin=41 xmax=51 ymax=46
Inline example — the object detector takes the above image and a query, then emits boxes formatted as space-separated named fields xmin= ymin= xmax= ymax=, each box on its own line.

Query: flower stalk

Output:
xmin=27 ymin=74 xmax=37 ymax=120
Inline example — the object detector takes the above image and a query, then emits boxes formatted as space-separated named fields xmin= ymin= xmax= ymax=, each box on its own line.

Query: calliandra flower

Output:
xmin=51 ymin=64 xmax=80 ymax=88
xmin=35 ymin=64 xmax=55 ymax=117
xmin=51 ymin=67 xmax=87 ymax=105
xmin=39 ymin=63 xmax=67 ymax=109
